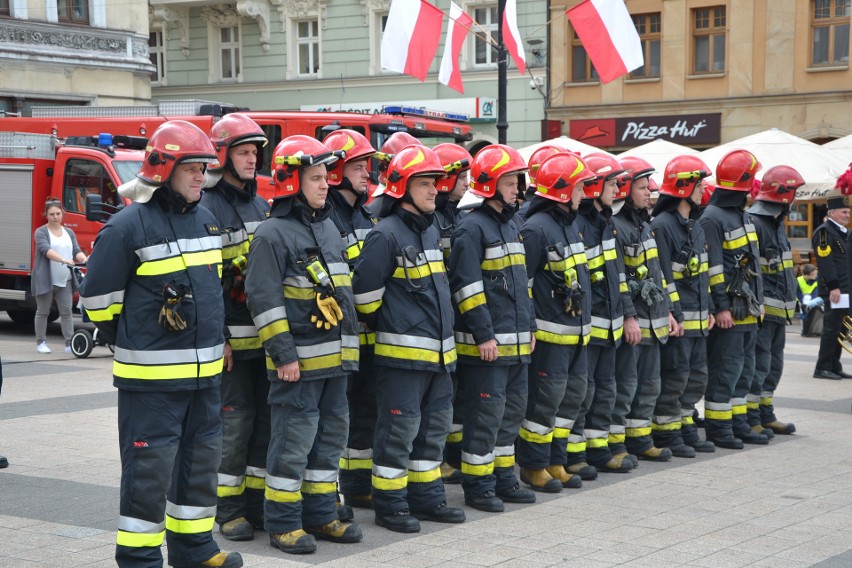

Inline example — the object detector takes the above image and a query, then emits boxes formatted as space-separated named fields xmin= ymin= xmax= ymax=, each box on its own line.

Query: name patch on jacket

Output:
xmin=205 ymin=224 xmax=222 ymax=235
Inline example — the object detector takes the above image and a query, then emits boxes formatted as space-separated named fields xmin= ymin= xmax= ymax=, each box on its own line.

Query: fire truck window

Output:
xmin=259 ymin=125 xmax=282 ymax=177
xmin=63 ymin=159 xmax=119 ymax=214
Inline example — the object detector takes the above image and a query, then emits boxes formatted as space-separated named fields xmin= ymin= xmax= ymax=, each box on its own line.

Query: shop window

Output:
xmin=692 ymin=6 xmax=726 ymax=74
xmin=811 ymin=0 xmax=850 ymax=66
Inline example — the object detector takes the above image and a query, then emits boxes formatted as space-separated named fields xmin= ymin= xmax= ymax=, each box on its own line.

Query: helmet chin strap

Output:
xmin=226 ymin=160 xmax=256 ymax=184
xmin=401 ymin=189 xmax=430 ymax=216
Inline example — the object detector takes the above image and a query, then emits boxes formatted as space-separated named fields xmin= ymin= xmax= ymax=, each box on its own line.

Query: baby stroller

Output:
xmin=69 ymin=265 xmax=114 ymax=358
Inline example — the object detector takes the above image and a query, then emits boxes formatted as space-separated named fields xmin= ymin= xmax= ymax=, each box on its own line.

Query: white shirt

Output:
xmin=49 ymin=228 xmax=73 ymax=287
xmin=829 ymin=217 xmax=848 ymax=234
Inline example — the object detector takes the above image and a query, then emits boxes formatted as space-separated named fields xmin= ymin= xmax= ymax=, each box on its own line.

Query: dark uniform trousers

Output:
xmin=116 ymin=388 xmax=222 ymax=568
xmin=339 ymin=347 xmax=377 ymax=498
xmin=567 ymin=344 xmax=617 ymax=467
xmin=443 ymin=371 xmax=464 ymax=469
xmin=217 ymin=358 xmax=270 ymax=525
xmin=459 ymin=362 xmax=527 ymax=496
xmin=750 ymin=320 xmax=785 ymax=425
xmin=655 ymin=336 xmax=709 ymax=447
xmin=613 ymin=343 xmax=661 ymax=455
xmin=549 ymin=344 xmax=589 ymax=468
xmin=372 ymin=367 xmax=453 ymax=515
xmin=705 ymin=328 xmax=755 ymax=441
xmin=731 ymin=330 xmax=758 ymax=438
xmin=816 ymin=304 xmax=849 ymax=374
xmin=264 ymin=375 xmax=349 ymax=534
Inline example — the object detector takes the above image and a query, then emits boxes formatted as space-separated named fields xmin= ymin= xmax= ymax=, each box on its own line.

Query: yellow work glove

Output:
xmin=315 ymin=292 xmax=344 ymax=327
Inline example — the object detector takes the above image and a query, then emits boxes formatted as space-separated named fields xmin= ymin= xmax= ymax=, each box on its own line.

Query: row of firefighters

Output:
xmin=79 ymin=114 xmax=809 ymax=567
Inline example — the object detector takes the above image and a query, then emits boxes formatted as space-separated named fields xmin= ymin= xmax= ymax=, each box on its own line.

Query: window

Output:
xmin=220 ymin=26 xmax=241 ymax=81
xmin=571 ymin=31 xmax=599 ymax=83
xmin=63 ymin=160 xmax=120 ymax=215
xmin=812 ymin=0 xmax=850 ymax=66
xmin=474 ymin=5 xmax=498 ymax=67
xmin=58 ymin=0 xmax=89 ymax=24
xmin=0 ymin=1 xmax=9 ymax=17
xmin=629 ymin=13 xmax=661 ymax=79
xmin=149 ymin=30 xmax=166 ymax=84
xmin=296 ymin=19 xmax=320 ymax=76
xmin=371 ymin=11 xmax=389 ymax=75
xmin=259 ymin=125 xmax=282 ymax=177
xmin=692 ymin=6 xmax=726 ymax=74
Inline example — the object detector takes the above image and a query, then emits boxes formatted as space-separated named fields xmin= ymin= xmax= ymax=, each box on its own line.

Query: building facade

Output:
xmin=149 ymin=0 xmax=549 ymax=150
xmin=0 ymin=0 xmax=154 ymax=114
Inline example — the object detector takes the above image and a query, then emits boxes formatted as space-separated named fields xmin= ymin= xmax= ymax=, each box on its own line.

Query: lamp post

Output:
xmin=496 ymin=0 xmax=507 ymax=144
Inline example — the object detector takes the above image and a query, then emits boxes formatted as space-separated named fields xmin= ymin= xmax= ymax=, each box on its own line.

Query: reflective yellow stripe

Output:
xmin=228 ymin=337 xmax=262 ymax=350
xmin=258 ymin=319 xmax=290 ymax=342
xmin=480 ymin=254 xmax=525 ymax=271
xmin=746 ymin=401 xmax=759 ymax=410
xmin=760 ymin=397 xmax=773 ymax=406
xmin=245 ymin=477 xmax=265 ymax=490
xmin=301 ymin=481 xmax=337 ymax=495
xmin=372 ymin=474 xmax=407 ymax=490
xmin=626 ymin=427 xmax=652 ymax=437
xmin=85 ymin=303 xmax=123 ymax=322
xmin=265 ymin=487 xmax=302 ymax=502
xmin=732 ymin=405 xmax=747 ymax=416
xmin=374 ymin=344 xmax=446 ymax=364
xmin=339 ymin=458 xmax=372 ymax=471
xmin=409 ymin=468 xmax=441 ymax=483
xmin=284 ymin=287 xmax=314 ymax=300
xmin=459 ymin=292 xmax=486 ymax=314
xmin=709 ymin=273 xmax=725 ymax=286
xmin=217 ymin=480 xmax=246 ymax=497
xmin=608 ymin=432 xmax=625 ymax=443
xmin=116 ymin=530 xmax=165 ymax=548
xmin=722 ymin=236 xmax=749 ymax=250
xmin=113 ymin=359 xmax=223 ymax=380
xmin=519 ymin=428 xmax=553 ymax=444
xmin=137 ymin=250 xmax=222 ymax=276
xmin=734 ymin=315 xmax=758 ymax=325
xmin=356 ymin=299 xmax=382 ymax=314
xmin=566 ymin=441 xmax=586 ymax=452
xmin=534 ymin=329 xmax=587 ymax=345
xmin=587 ymin=438 xmax=609 ymax=448
xmin=705 ymin=409 xmax=732 ymax=420
xmin=222 ymin=241 xmax=250 ymax=260
xmin=682 ymin=415 xmax=695 ymax=426
xmin=447 ymin=431 xmax=463 ymax=443
xmin=165 ymin=515 xmax=215 ymax=535
xmin=392 ymin=262 xmax=445 ymax=280
xmin=461 ymin=462 xmax=494 ymax=476
xmin=652 ymin=422 xmax=681 ymax=431
xmin=494 ymin=455 xmax=515 ymax=469
xmin=456 ymin=343 xmax=531 ymax=358
xmin=553 ymin=427 xmax=569 ymax=439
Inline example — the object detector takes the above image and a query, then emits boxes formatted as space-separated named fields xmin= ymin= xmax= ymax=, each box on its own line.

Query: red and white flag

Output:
xmin=381 ymin=0 xmax=444 ymax=81
xmin=566 ymin=0 xmax=643 ymax=83
xmin=438 ymin=2 xmax=473 ymax=93
xmin=502 ymin=0 xmax=526 ymax=74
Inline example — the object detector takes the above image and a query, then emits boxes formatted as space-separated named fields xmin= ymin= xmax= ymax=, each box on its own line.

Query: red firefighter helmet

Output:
xmin=470 ymin=144 xmax=528 ymax=199
xmin=270 ymin=135 xmax=340 ymax=198
xmin=581 ymin=153 xmax=623 ymax=199
xmin=616 ymin=156 xmax=655 ymax=201
xmin=659 ymin=155 xmax=712 ymax=198
xmin=528 ymin=145 xmax=564 ymax=187
xmin=534 ymin=153 xmax=594 ymax=203
xmin=323 ymin=129 xmax=376 ymax=186
xmin=715 ymin=149 xmax=762 ymax=191
xmin=138 ymin=120 xmax=218 ymax=184
xmin=755 ymin=165 xmax=804 ymax=204
xmin=381 ymin=145 xmax=446 ymax=199
xmin=433 ymin=143 xmax=472 ymax=193
xmin=208 ymin=113 xmax=267 ymax=172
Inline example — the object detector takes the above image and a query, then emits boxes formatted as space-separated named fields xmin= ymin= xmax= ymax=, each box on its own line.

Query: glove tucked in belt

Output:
xmin=159 ymin=282 xmax=190 ymax=331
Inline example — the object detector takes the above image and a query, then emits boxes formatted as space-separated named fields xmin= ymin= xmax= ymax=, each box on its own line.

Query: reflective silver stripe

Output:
xmin=135 ymin=236 xmax=221 ymax=262
xmin=724 ymin=227 xmax=746 ymax=241
xmin=245 ymin=466 xmax=266 ymax=478
xmin=591 ymin=316 xmax=610 ymax=329
xmin=81 ymin=289 xmax=125 ymax=310
xmin=547 ymin=248 xmax=564 ymax=261
xmin=667 ymin=282 xmax=678 ymax=293
xmin=228 ymin=325 xmax=258 ymax=338
xmin=296 ymin=340 xmax=342 ymax=359
xmin=449 ymin=423 xmax=463 ymax=433
xmin=680 ymin=408 xmax=695 ymax=418
xmin=585 ymin=428 xmax=608 ymax=439
xmin=528 ymin=278 xmax=535 ymax=288
xmin=373 ymin=465 xmax=406 ymax=479
xmin=761 ymin=391 xmax=774 ymax=399
xmin=731 ymin=397 xmax=747 ymax=407
xmin=327 ymin=262 xmax=350 ymax=275
xmin=453 ymin=281 xmax=485 ymax=303
xmin=462 ymin=451 xmax=495 ymax=465
xmin=653 ymin=415 xmax=680 ymax=425
xmin=619 ymin=273 xmax=626 ymax=283
xmin=455 ymin=331 xmax=476 ymax=344
xmin=569 ymin=241 xmax=585 ymax=255
xmin=221 ymin=228 xmax=248 ymax=247
xmin=304 ymin=469 xmax=338 ymax=483
xmin=253 ymin=307 xmax=288 ymax=329
xmin=118 ymin=515 xmax=165 ymax=533
xmin=408 ymin=459 xmax=441 ymax=472
xmin=708 ymin=265 xmax=724 ymax=276
xmin=586 ymin=244 xmax=602 ymax=258
xmin=377 ymin=332 xmax=442 ymax=352
xmin=671 ymin=261 xmax=685 ymax=273
xmin=342 ymin=448 xmax=373 ymax=459
xmin=244 ymin=221 xmax=263 ymax=234
xmin=424 ymin=248 xmax=444 ymax=262
xmin=609 ymin=424 xmax=625 ymax=434
xmin=494 ymin=445 xmax=514 ymax=457
xmin=639 ymin=316 xmax=669 ymax=330
xmin=442 ymin=337 xmax=455 ymax=351
xmin=535 ymin=318 xmax=589 ymax=336
xmin=567 ymin=433 xmax=585 ymax=443
xmin=114 ymin=344 xmax=224 ymax=365
xmin=782 ymin=250 xmax=793 ymax=260
xmin=484 ymin=244 xmax=507 ymax=260
xmin=682 ymin=310 xmax=709 ymax=321
xmin=764 ymin=297 xmax=787 ymax=309
xmin=266 ymin=474 xmax=302 ymax=492
xmin=746 ymin=393 xmax=760 ymax=403
xmin=506 ymin=242 xmax=525 ymax=254
xmin=601 ymin=238 xmax=616 ymax=250
xmin=612 ymin=315 xmax=624 ymax=329
xmin=641 ymin=238 xmax=657 ymax=251
xmin=342 ymin=334 xmax=360 ymax=349
xmin=283 ymin=275 xmax=312 ymax=288
xmin=705 ymin=401 xmax=731 ymax=411
xmin=354 ymin=228 xmax=372 ymax=240
xmin=165 ymin=502 xmax=216 ymax=520
xmin=554 ymin=417 xmax=573 ymax=429
xmin=354 ymin=287 xmax=385 ymax=305
xmin=521 ymin=419 xmax=551 ymax=435
xmin=699 ymin=252 xmax=708 ymax=262
xmin=626 ymin=419 xmax=651 ymax=428
xmin=218 ymin=473 xmax=244 ymax=486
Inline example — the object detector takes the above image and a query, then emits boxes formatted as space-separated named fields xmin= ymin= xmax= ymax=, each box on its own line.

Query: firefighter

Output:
xmin=352 ymin=145 xmax=465 ymax=533
xmin=610 ymin=157 xmax=676 ymax=463
xmin=812 ymin=195 xmax=851 ymax=380
xmin=432 ymin=142 xmax=473 ymax=485
xmin=244 ymin=135 xmax=362 ymax=554
xmin=518 ymin=152 xmax=595 ymax=491
xmin=80 ymin=121 xmax=242 ymax=568
xmin=322 ymin=129 xmax=379 ymax=516
xmin=448 ymin=144 xmax=536 ymax=512
xmin=746 ymin=165 xmax=803 ymax=435
xmin=517 ymin=145 xmax=563 ymax=222
xmin=566 ymin=153 xmax=633 ymax=474
xmin=650 ymin=155 xmax=717 ymax=456
xmin=699 ymin=149 xmax=767 ymax=448
xmin=199 ymin=113 xmax=271 ymax=542
xmin=373 ymin=131 xmax=424 ymax=191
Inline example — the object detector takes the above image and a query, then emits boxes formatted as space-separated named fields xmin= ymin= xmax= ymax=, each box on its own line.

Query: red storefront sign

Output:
xmin=569 ymin=113 xmax=721 ymax=148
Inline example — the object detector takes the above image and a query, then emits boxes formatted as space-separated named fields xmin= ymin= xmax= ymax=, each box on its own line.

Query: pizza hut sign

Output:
xmin=570 ymin=114 xmax=722 ymax=148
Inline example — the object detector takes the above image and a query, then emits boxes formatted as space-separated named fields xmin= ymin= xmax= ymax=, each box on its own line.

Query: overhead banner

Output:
xmin=301 ymin=97 xmax=496 ymax=122
xmin=570 ymin=113 xmax=721 ymax=148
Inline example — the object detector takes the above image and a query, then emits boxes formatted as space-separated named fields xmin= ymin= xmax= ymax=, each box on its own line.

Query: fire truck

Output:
xmin=1 ymin=100 xmax=473 ymax=200
xmin=0 ymin=132 xmax=144 ymax=324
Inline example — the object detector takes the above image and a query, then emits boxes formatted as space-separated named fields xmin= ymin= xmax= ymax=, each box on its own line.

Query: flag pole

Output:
xmin=497 ymin=0 xmax=508 ymax=144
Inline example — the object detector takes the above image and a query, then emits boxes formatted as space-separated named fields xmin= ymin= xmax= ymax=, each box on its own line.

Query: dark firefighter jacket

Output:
xmin=748 ymin=203 xmax=796 ymax=322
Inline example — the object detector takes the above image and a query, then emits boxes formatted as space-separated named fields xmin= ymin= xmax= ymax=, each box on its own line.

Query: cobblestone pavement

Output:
xmin=2 ymin=318 xmax=852 ymax=567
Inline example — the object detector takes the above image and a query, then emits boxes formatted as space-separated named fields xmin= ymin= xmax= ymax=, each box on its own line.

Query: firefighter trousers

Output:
xmin=458 ymin=362 xmax=527 ymax=497
xmin=705 ymin=328 xmax=753 ymax=441
xmin=816 ymin=305 xmax=848 ymax=374
xmin=654 ymin=336 xmax=707 ymax=447
xmin=516 ymin=342 xmax=587 ymax=470
xmin=443 ymin=371 xmax=464 ymax=469
xmin=217 ymin=357 xmax=270 ymax=525
xmin=571 ymin=344 xmax=617 ymax=468
xmin=615 ymin=343 xmax=661 ymax=455
xmin=750 ymin=320 xmax=785 ymax=424
xmin=339 ymin=348 xmax=377 ymax=499
xmin=731 ymin=330 xmax=757 ymax=437
xmin=264 ymin=375 xmax=349 ymax=534
xmin=371 ymin=367 xmax=453 ymax=516
xmin=116 ymin=388 xmax=222 ymax=568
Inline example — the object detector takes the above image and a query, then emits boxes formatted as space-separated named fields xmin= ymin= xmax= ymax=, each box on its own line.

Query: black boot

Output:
xmin=681 ymin=422 xmax=715 ymax=452
xmin=412 ymin=502 xmax=466 ymax=524
xmin=733 ymin=414 xmax=769 ymax=445
xmin=704 ymin=416 xmax=743 ymax=450
xmin=375 ymin=509 xmax=420 ymax=533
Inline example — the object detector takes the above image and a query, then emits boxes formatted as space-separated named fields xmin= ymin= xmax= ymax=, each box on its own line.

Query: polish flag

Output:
xmin=502 ymin=0 xmax=526 ymax=74
xmin=566 ymin=0 xmax=644 ymax=83
xmin=438 ymin=2 xmax=474 ymax=93
xmin=381 ymin=0 xmax=445 ymax=81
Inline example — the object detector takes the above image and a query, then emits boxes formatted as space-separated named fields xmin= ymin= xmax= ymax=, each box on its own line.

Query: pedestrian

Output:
xmin=796 ymin=264 xmax=823 ymax=337
xmin=80 ymin=120 xmax=242 ymax=568
xmin=201 ymin=114 xmax=272 ymax=542
xmin=449 ymin=144 xmax=536 ymax=512
xmin=244 ymin=135 xmax=362 ymax=554
xmin=352 ymin=145 xmax=465 ymax=533
xmin=32 ymin=200 xmax=87 ymax=353
xmin=812 ymin=196 xmax=851 ymax=379
xmin=746 ymin=165 xmax=803 ymax=435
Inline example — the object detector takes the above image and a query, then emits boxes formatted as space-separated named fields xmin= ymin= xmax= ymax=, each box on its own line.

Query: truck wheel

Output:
xmin=70 ymin=329 xmax=94 ymax=359
xmin=7 ymin=309 xmax=34 ymax=325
